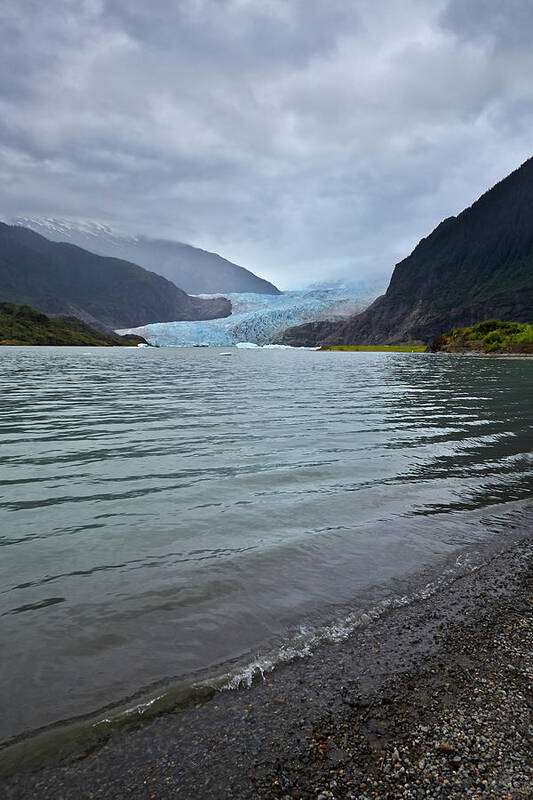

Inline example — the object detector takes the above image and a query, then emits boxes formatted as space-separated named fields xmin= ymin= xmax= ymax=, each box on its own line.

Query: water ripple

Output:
xmin=0 ymin=346 xmax=532 ymax=744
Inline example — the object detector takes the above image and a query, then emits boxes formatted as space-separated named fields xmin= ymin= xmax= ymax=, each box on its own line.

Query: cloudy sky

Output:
xmin=1 ymin=0 xmax=532 ymax=289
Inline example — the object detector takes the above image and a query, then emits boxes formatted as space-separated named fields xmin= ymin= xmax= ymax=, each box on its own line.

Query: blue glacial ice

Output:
xmin=116 ymin=284 xmax=382 ymax=347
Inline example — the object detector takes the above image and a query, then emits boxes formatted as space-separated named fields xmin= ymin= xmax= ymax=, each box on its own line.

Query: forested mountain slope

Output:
xmin=283 ymin=157 xmax=533 ymax=346
xmin=0 ymin=223 xmax=231 ymax=329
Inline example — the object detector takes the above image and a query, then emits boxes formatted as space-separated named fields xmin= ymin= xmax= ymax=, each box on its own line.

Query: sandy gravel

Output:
xmin=1 ymin=536 xmax=531 ymax=799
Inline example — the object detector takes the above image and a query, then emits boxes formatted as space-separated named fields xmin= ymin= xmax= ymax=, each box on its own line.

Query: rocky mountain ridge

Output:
xmin=283 ymin=157 xmax=533 ymax=346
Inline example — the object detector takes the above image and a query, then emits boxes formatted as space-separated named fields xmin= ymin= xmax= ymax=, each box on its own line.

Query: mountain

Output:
xmin=0 ymin=222 xmax=231 ymax=330
xmin=13 ymin=217 xmax=280 ymax=296
xmin=0 ymin=301 xmax=148 ymax=346
xmin=282 ymin=157 xmax=533 ymax=346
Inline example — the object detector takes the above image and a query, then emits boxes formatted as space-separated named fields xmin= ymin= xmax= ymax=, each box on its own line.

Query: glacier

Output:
xmin=116 ymin=284 xmax=383 ymax=347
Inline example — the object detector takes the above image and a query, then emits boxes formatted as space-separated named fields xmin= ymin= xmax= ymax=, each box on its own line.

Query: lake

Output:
xmin=0 ymin=347 xmax=531 ymax=746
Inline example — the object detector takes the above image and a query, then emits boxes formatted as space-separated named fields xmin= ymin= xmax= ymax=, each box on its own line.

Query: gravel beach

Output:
xmin=1 ymin=535 xmax=531 ymax=800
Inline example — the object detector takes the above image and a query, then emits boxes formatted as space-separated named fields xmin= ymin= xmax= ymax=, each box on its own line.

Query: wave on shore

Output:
xmin=2 ymin=511 xmax=530 ymax=778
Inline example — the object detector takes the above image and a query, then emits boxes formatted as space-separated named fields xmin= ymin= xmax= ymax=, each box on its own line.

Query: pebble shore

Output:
xmin=253 ymin=560 xmax=532 ymax=799
xmin=1 ymin=536 xmax=531 ymax=799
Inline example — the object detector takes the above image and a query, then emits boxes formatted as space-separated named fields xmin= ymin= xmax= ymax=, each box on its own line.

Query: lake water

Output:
xmin=0 ymin=347 xmax=532 ymax=747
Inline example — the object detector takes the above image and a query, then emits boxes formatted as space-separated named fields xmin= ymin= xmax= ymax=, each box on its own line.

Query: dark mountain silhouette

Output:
xmin=13 ymin=217 xmax=280 ymax=296
xmin=0 ymin=222 xmax=231 ymax=330
xmin=283 ymin=157 xmax=533 ymax=346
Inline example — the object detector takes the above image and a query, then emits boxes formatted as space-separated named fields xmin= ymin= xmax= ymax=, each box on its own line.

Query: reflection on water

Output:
xmin=0 ymin=347 xmax=531 ymax=743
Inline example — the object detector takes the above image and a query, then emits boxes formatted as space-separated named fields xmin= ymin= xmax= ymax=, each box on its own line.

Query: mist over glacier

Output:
xmin=117 ymin=284 xmax=383 ymax=347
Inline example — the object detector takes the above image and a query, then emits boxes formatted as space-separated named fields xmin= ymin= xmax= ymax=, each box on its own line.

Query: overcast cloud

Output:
xmin=1 ymin=0 xmax=532 ymax=288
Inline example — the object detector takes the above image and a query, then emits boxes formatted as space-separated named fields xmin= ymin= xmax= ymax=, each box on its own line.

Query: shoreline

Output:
xmin=319 ymin=345 xmax=533 ymax=356
xmin=1 ymin=534 xmax=531 ymax=799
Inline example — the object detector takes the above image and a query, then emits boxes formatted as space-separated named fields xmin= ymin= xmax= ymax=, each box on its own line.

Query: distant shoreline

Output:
xmin=319 ymin=344 xmax=426 ymax=352
xmin=320 ymin=345 xmax=533 ymax=356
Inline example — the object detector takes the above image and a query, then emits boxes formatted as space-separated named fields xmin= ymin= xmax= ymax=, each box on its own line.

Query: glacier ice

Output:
xmin=116 ymin=284 xmax=382 ymax=347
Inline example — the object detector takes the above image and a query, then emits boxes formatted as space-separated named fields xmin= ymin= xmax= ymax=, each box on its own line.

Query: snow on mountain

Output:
xmin=12 ymin=216 xmax=133 ymax=246
xmin=116 ymin=284 xmax=383 ymax=347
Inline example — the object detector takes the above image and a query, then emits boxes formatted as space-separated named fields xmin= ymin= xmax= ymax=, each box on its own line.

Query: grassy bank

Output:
xmin=430 ymin=318 xmax=533 ymax=354
xmin=319 ymin=344 xmax=426 ymax=352
xmin=321 ymin=320 xmax=533 ymax=354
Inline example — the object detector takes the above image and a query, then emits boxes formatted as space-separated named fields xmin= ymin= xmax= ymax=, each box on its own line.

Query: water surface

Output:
xmin=0 ymin=347 xmax=532 ymax=744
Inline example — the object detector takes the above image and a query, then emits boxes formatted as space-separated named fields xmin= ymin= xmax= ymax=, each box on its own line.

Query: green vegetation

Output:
xmin=319 ymin=344 xmax=426 ymax=352
xmin=0 ymin=222 xmax=231 ymax=329
xmin=0 ymin=302 xmax=148 ymax=346
xmin=429 ymin=319 xmax=533 ymax=354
